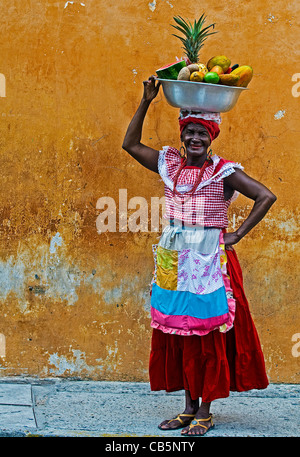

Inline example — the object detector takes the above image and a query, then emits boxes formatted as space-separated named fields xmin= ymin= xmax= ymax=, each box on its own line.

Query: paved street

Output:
xmin=0 ymin=379 xmax=299 ymax=439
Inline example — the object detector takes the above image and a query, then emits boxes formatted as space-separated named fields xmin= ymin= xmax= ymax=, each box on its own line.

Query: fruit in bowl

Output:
xmin=156 ymin=15 xmax=253 ymax=90
xmin=207 ymin=55 xmax=231 ymax=73
xmin=190 ymin=71 xmax=205 ymax=82
xmin=156 ymin=15 xmax=216 ymax=81
xmin=156 ymin=60 xmax=187 ymax=80
xmin=230 ymin=65 xmax=253 ymax=87
xmin=209 ymin=65 xmax=224 ymax=75
xmin=204 ymin=72 xmax=220 ymax=84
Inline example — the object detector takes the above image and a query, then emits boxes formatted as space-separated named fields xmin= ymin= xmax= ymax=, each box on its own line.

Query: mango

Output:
xmin=218 ymin=74 xmax=240 ymax=86
xmin=210 ymin=65 xmax=224 ymax=75
xmin=207 ymin=55 xmax=231 ymax=73
xmin=231 ymin=65 xmax=253 ymax=87
xmin=190 ymin=71 xmax=204 ymax=82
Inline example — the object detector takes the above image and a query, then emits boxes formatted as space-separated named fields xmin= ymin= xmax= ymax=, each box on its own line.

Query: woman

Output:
xmin=122 ymin=76 xmax=276 ymax=435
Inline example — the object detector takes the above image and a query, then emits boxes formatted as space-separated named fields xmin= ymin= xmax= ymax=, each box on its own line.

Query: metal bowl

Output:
xmin=157 ymin=78 xmax=248 ymax=112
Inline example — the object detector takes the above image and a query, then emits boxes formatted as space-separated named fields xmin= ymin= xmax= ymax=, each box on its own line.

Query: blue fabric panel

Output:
xmin=151 ymin=283 xmax=229 ymax=319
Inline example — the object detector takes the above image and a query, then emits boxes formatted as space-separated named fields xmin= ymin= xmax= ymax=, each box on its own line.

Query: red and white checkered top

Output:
xmin=158 ymin=146 xmax=244 ymax=228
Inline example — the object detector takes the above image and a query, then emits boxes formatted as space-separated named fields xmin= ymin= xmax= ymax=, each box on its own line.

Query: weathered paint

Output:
xmin=0 ymin=0 xmax=299 ymax=383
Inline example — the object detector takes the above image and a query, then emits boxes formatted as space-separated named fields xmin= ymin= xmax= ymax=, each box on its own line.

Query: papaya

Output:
xmin=207 ymin=55 xmax=231 ymax=73
xmin=218 ymin=74 xmax=240 ymax=86
xmin=231 ymin=65 xmax=253 ymax=87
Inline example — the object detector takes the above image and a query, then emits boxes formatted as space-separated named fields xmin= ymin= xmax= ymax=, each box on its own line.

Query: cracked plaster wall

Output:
xmin=0 ymin=0 xmax=299 ymax=383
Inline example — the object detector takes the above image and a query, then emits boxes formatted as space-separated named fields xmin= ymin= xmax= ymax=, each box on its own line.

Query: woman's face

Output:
xmin=181 ymin=123 xmax=211 ymax=159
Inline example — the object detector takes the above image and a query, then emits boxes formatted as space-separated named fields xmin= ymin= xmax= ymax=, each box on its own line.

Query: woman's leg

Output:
xmin=158 ymin=390 xmax=199 ymax=430
xmin=184 ymin=390 xmax=200 ymax=413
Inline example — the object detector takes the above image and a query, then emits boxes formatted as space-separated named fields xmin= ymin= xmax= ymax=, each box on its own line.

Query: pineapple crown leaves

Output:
xmin=171 ymin=14 xmax=217 ymax=63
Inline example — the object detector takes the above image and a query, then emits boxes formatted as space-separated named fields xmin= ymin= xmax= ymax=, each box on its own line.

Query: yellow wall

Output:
xmin=0 ymin=0 xmax=299 ymax=383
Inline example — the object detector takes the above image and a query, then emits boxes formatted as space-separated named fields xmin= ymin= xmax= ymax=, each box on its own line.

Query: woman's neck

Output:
xmin=185 ymin=154 xmax=208 ymax=168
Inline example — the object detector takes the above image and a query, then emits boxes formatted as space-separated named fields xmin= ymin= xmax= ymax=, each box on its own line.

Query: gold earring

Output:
xmin=179 ymin=143 xmax=187 ymax=159
xmin=207 ymin=148 xmax=213 ymax=160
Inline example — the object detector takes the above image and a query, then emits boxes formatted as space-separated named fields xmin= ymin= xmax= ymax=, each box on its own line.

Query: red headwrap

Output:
xmin=179 ymin=116 xmax=220 ymax=142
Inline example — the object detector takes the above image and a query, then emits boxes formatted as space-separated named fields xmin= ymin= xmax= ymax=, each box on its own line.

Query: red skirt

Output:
xmin=149 ymin=248 xmax=269 ymax=402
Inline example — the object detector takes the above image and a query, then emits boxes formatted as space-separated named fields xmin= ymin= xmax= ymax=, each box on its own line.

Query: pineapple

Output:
xmin=171 ymin=15 xmax=217 ymax=64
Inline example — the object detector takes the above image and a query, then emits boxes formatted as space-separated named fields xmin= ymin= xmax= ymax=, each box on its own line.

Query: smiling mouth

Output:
xmin=190 ymin=143 xmax=203 ymax=150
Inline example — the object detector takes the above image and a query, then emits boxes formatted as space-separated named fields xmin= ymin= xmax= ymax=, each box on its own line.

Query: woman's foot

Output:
xmin=159 ymin=391 xmax=200 ymax=430
xmin=158 ymin=411 xmax=196 ymax=430
xmin=158 ymin=413 xmax=195 ymax=430
xmin=181 ymin=412 xmax=214 ymax=436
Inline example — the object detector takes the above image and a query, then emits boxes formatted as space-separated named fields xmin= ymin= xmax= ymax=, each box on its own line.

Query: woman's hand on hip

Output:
xmin=223 ymin=232 xmax=240 ymax=250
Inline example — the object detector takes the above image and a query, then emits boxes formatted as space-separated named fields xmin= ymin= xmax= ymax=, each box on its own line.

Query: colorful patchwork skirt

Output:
xmin=149 ymin=223 xmax=269 ymax=402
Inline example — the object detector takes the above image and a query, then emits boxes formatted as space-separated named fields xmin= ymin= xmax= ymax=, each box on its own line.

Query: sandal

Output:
xmin=158 ymin=413 xmax=195 ymax=430
xmin=181 ymin=414 xmax=214 ymax=436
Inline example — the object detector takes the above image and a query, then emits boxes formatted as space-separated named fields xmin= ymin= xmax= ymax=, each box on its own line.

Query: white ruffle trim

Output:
xmin=158 ymin=146 xmax=244 ymax=194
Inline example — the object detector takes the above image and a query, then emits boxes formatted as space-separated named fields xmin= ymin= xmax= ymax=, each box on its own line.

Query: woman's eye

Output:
xmin=185 ymin=129 xmax=208 ymax=138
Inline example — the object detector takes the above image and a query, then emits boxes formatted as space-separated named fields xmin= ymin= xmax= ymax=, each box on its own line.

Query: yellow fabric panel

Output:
xmin=156 ymin=246 xmax=178 ymax=291
xmin=219 ymin=243 xmax=227 ymax=268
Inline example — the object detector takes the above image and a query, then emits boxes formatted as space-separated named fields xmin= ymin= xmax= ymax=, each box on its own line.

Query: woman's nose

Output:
xmin=192 ymin=133 xmax=201 ymax=140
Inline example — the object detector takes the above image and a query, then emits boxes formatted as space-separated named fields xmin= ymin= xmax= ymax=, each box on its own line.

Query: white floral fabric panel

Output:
xmin=177 ymin=248 xmax=223 ymax=295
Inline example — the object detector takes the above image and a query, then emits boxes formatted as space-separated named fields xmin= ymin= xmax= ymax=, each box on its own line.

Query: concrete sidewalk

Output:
xmin=0 ymin=378 xmax=299 ymax=438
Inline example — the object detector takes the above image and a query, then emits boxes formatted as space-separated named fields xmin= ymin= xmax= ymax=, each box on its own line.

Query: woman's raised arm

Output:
xmin=122 ymin=76 xmax=161 ymax=173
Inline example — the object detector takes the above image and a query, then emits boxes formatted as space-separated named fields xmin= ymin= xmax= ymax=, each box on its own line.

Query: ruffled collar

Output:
xmin=158 ymin=146 xmax=243 ymax=194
